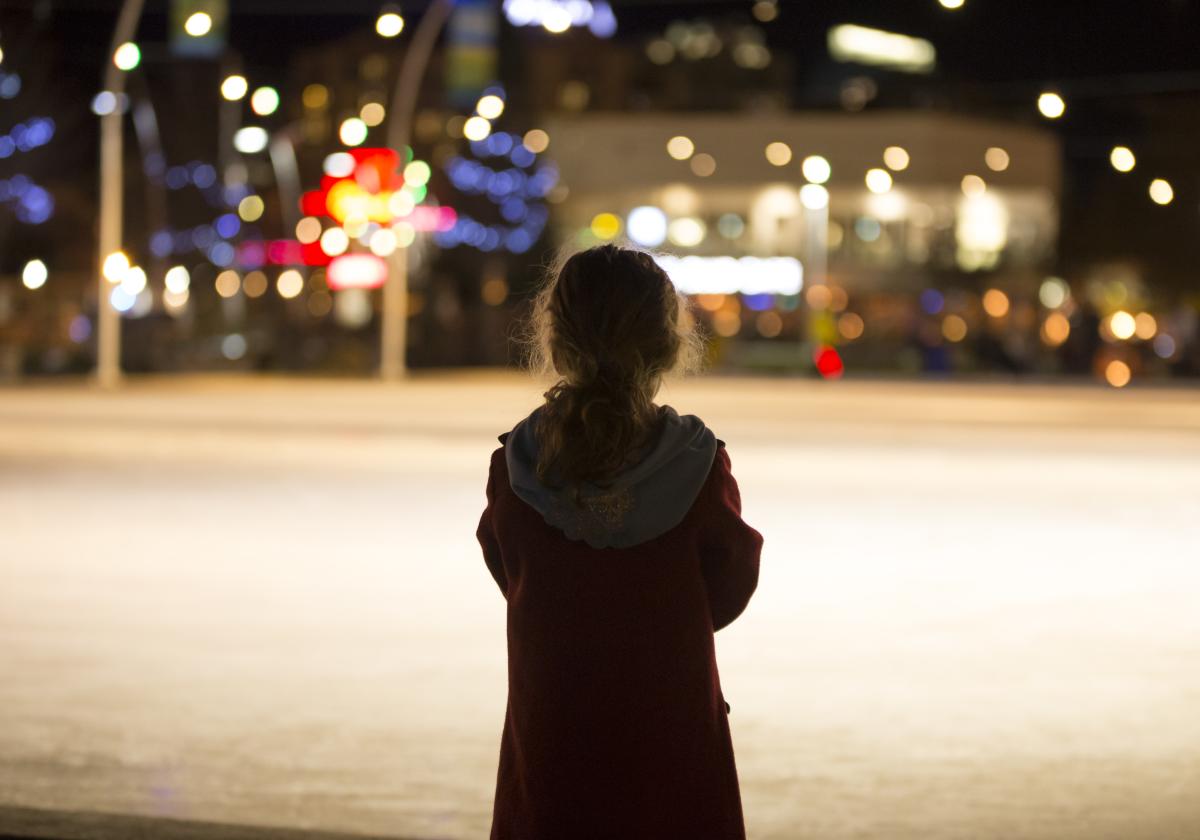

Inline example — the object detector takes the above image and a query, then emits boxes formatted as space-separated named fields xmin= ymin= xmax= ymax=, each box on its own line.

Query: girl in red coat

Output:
xmin=477 ymin=244 xmax=763 ymax=840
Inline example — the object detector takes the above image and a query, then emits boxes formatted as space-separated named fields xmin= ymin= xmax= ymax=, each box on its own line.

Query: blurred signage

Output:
xmin=446 ymin=0 xmax=499 ymax=109
xmin=827 ymin=24 xmax=935 ymax=74
xmin=170 ymin=0 xmax=228 ymax=59
xmin=655 ymin=255 xmax=804 ymax=295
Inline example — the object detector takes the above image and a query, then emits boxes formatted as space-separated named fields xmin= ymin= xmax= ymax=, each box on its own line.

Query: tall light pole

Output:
xmin=95 ymin=0 xmax=147 ymax=388
xmin=381 ymin=0 xmax=454 ymax=381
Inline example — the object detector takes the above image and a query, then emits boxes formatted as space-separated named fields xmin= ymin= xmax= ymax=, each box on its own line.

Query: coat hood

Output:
xmin=503 ymin=404 xmax=718 ymax=549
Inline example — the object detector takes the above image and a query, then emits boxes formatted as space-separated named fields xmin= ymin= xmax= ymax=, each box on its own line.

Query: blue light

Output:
xmin=215 ymin=213 xmax=241 ymax=239
xmin=191 ymin=225 xmax=216 ymax=249
xmin=588 ymin=1 xmax=618 ymax=37
xmin=191 ymin=164 xmax=217 ymax=189
xmin=0 ymin=138 xmax=13 ymax=158
xmin=743 ymin=293 xmax=774 ymax=311
xmin=150 ymin=230 xmax=174 ymax=258
xmin=920 ymin=289 xmax=945 ymax=315
xmin=0 ymin=73 xmax=20 ymax=99
xmin=510 ymin=144 xmax=535 ymax=168
xmin=500 ymin=197 xmax=527 ymax=222
xmin=207 ymin=241 xmax=236 ymax=267
xmin=506 ymin=228 xmax=534 ymax=254
xmin=486 ymin=132 xmax=514 ymax=156
xmin=166 ymin=167 xmax=189 ymax=190
xmin=480 ymin=228 xmax=502 ymax=251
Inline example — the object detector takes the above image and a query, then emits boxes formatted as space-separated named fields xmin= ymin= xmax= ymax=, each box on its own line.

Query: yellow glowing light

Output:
xmin=320 ymin=227 xmax=350 ymax=256
xmin=388 ymin=191 xmax=416 ymax=218
xmin=113 ymin=42 xmax=140 ymax=71
xmin=376 ymin=12 xmax=405 ymax=37
xmin=250 ymin=87 xmax=279 ymax=116
xmin=339 ymin=118 xmax=368 ymax=146
xmin=238 ymin=195 xmax=265 ymax=222
xmin=765 ymin=142 xmax=793 ymax=167
xmin=221 ymin=75 xmax=248 ymax=101
xmin=939 ymin=0 xmax=964 ymax=9
xmin=697 ymin=294 xmax=725 ymax=312
xmin=883 ymin=146 xmax=909 ymax=171
xmin=865 ymin=168 xmax=892 ymax=194
xmin=403 ymin=160 xmax=431 ymax=187
xmin=985 ymin=147 xmax=1010 ymax=172
xmin=102 ymin=251 xmax=130 ymax=283
xmin=1105 ymin=360 xmax=1131 ymax=388
xmin=1037 ymin=92 xmax=1065 ymax=119
xmin=463 ymin=116 xmax=491 ymax=141
xmin=523 ymin=129 xmax=550 ymax=153
xmin=756 ymin=311 xmax=784 ymax=338
xmin=121 ymin=266 xmax=147 ymax=295
xmin=476 ymin=94 xmax=505 ymax=120
xmin=806 ymin=284 xmax=832 ymax=309
xmin=590 ymin=213 xmax=621 ymax=241
xmin=360 ymin=102 xmax=385 ymax=126
xmin=690 ymin=153 xmax=716 ymax=177
xmin=1039 ymin=277 xmax=1069 ymax=309
xmin=482 ymin=277 xmax=509 ymax=306
xmin=543 ymin=6 xmax=572 ymax=33
xmin=1134 ymin=312 xmax=1157 ymax=340
xmin=802 ymin=155 xmax=831 ymax=184
xmin=799 ymin=183 xmax=829 ymax=210
xmin=21 ymin=259 xmax=47 ymax=290
xmin=295 ymin=217 xmax=322 ymax=244
xmin=1149 ymin=179 xmax=1173 ymax=205
xmin=838 ymin=312 xmax=865 ymax=340
xmin=184 ymin=12 xmax=213 ymax=36
xmin=369 ymin=228 xmax=398 ymax=257
xmin=164 ymin=266 xmax=190 ymax=294
xmin=392 ymin=221 xmax=416 ymax=248
xmin=961 ymin=174 xmax=986 ymax=196
xmin=302 ymin=84 xmax=329 ymax=109
xmin=215 ymin=270 xmax=241 ymax=298
xmin=712 ymin=310 xmax=741 ymax=337
xmin=1041 ymin=312 xmax=1070 ymax=347
xmin=666 ymin=136 xmax=695 ymax=160
xmin=942 ymin=314 xmax=968 ymax=342
xmin=243 ymin=271 xmax=268 ymax=299
xmin=667 ymin=217 xmax=706 ymax=247
xmin=982 ymin=288 xmax=1010 ymax=318
xmin=827 ymin=24 xmax=936 ymax=74
xmin=1110 ymin=146 xmax=1135 ymax=173
xmin=277 ymin=270 xmax=304 ymax=299
xmin=1108 ymin=310 xmax=1136 ymax=340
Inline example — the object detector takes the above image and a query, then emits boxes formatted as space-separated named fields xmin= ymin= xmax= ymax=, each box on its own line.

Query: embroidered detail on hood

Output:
xmin=502 ymin=404 xmax=718 ymax=549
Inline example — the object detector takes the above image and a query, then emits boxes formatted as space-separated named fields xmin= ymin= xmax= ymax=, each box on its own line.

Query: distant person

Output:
xmin=476 ymin=244 xmax=763 ymax=840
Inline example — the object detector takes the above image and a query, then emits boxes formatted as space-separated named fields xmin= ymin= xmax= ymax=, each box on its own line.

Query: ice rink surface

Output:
xmin=2 ymin=372 xmax=1199 ymax=839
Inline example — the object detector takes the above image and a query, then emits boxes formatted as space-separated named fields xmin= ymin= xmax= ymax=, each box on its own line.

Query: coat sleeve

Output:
xmin=477 ymin=449 xmax=508 ymax=598
xmin=698 ymin=444 xmax=763 ymax=632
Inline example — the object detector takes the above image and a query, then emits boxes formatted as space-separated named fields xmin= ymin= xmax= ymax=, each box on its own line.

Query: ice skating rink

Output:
xmin=2 ymin=373 xmax=1198 ymax=839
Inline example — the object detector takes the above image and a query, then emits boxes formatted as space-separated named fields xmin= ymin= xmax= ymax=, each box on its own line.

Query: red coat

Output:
xmin=477 ymin=437 xmax=763 ymax=840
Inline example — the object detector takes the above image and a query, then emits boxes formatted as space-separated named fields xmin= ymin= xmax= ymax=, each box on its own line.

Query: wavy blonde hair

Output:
xmin=518 ymin=244 xmax=706 ymax=494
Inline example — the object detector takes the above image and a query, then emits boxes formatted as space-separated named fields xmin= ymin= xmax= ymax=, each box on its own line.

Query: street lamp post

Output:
xmin=380 ymin=0 xmax=454 ymax=381
xmin=95 ymin=0 xmax=147 ymax=388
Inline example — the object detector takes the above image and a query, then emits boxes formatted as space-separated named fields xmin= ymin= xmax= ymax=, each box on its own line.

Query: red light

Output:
xmin=327 ymin=253 xmax=387 ymax=290
xmin=813 ymin=345 xmax=844 ymax=379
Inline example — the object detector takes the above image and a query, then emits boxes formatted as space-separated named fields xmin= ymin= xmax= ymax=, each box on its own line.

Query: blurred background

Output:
xmin=2 ymin=2 xmax=1200 ymax=840
xmin=0 ymin=0 xmax=1198 ymax=383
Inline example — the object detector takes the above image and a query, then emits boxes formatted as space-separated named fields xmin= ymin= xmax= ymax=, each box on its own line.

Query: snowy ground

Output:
xmin=2 ymin=372 xmax=1199 ymax=839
